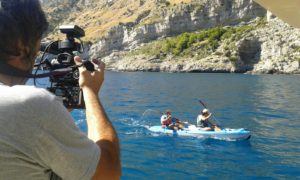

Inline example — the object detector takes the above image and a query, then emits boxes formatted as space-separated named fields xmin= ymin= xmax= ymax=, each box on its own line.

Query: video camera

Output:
xmin=37 ymin=25 xmax=94 ymax=109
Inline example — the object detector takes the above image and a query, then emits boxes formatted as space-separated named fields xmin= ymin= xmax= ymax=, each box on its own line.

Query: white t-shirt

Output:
xmin=0 ymin=84 xmax=100 ymax=180
xmin=197 ymin=115 xmax=206 ymax=127
xmin=160 ymin=115 xmax=168 ymax=124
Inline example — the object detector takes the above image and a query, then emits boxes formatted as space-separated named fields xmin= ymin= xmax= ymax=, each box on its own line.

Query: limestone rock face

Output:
xmin=89 ymin=0 xmax=266 ymax=58
xmin=250 ymin=18 xmax=300 ymax=74
xmin=103 ymin=17 xmax=300 ymax=74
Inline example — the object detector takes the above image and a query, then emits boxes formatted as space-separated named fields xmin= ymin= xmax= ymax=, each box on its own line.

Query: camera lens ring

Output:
xmin=73 ymin=69 xmax=79 ymax=80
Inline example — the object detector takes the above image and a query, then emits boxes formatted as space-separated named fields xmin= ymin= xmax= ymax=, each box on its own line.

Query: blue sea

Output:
xmin=31 ymin=72 xmax=300 ymax=179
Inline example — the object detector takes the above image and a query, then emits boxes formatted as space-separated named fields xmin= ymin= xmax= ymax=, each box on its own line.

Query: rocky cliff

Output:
xmin=251 ymin=17 xmax=300 ymax=74
xmin=101 ymin=17 xmax=300 ymax=74
xmin=40 ymin=0 xmax=300 ymax=74
xmin=88 ymin=0 xmax=266 ymax=58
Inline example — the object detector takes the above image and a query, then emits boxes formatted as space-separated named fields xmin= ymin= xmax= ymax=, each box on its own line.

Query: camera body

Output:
xmin=40 ymin=25 xmax=86 ymax=109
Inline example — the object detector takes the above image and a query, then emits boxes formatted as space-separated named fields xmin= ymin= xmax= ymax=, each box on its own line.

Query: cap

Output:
xmin=202 ymin=109 xmax=209 ymax=114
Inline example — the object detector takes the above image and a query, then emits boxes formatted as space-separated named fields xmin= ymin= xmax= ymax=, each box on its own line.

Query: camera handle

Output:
xmin=32 ymin=60 xmax=95 ymax=79
xmin=73 ymin=60 xmax=95 ymax=72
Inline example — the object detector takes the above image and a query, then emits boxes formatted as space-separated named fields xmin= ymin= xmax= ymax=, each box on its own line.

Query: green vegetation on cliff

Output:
xmin=129 ymin=18 xmax=266 ymax=60
xmin=164 ymin=27 xmax=226 ymax=55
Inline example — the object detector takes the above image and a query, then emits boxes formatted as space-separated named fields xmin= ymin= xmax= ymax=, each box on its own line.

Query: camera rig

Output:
xmin=36 ymin=25 xmax=94 ymax=109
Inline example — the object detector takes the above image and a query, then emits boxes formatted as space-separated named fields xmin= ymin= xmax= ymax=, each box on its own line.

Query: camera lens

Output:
xmin=73 ymin=69 xmax=79 ymax=80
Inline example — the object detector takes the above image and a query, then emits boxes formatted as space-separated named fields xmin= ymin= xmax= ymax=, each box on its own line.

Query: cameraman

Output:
xmin=0 ymin=0 xmax=120 ymax=179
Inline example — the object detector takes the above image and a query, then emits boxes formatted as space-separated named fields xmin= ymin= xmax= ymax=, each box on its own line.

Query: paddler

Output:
xmin=161 ymin=110 xmax=187 ymax=130
xmin=197 ymin=109 xmax=221 ymax=131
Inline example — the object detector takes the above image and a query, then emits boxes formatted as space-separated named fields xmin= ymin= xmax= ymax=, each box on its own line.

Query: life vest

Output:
xmin=161 ymin=115 xmax=171 ymax=126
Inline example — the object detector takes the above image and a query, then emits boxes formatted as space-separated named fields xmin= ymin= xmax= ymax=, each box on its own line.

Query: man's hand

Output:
xmin=74 ymin=56 xmax=105 ymax=94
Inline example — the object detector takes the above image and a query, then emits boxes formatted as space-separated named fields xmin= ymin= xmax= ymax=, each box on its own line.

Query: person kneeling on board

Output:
xmin=197 ymin=109 xmax=221 ymax=131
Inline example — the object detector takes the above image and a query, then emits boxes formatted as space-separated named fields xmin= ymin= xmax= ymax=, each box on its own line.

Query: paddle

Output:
xmin=199 ymin=100 xmax=207 ymax=109
xmin=198 ymin=100 xmax=222 ymax=131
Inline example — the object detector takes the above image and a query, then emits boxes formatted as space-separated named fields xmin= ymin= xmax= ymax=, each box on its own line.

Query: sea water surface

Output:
xmin=31 ymin=72 xmax=300 ymax=179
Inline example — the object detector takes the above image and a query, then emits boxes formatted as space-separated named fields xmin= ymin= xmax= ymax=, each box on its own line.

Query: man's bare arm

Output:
xmin=75 ymin=56 xmax=121 ymax=179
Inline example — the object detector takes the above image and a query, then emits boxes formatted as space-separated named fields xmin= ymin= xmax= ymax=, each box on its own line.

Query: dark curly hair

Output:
xmin=0 ymin=0 xmax=48 ymax=63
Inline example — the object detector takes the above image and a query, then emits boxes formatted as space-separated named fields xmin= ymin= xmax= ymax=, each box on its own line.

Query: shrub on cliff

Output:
xmin=128 ymin=22 xmax=263 ymax=60
xmin=160 ymin=27 xmax=227 ymax=56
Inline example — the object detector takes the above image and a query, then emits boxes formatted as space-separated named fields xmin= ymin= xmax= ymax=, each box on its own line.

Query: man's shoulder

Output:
xmin=197 ymin=115 xmax=205 ymax=120
xmin=12 ymin=85 xmax=55 ymax=104
xmin=14 ymin=85 xmax=52 ymax=96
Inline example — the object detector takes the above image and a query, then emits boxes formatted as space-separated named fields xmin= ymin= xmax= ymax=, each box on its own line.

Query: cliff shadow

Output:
xmin=237 ymin=38 xmax=262 ymax=72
